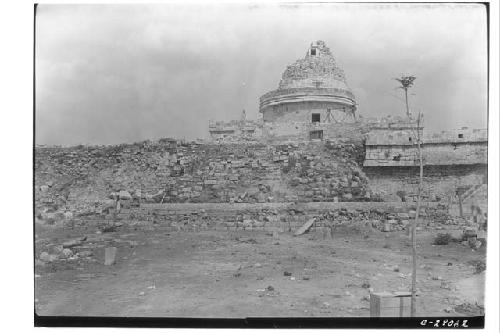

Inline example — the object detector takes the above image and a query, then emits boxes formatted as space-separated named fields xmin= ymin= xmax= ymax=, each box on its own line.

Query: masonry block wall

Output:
xmin=262 ymin=121 xmax=369 ymax=142
xmin=106 ymin=201 xmax=455 ymax=233
xmin=35 ymin=140 xmax=370 ymax=218
xmin=262 ymin=100 xmax=356 ymax=123
xmin=364 ymin=142 xmax=487 ymax=167
xmin=364 ymin=164 xmax=487 ymax=203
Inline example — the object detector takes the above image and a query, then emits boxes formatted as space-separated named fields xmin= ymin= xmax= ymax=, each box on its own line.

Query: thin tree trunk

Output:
xmin=411 ymin=113 xmax=423 ymax=317
xmin=458 ymin=195 xmax=463 ymax=217
xmin=405 ymin=89 xmax=410 ymax=118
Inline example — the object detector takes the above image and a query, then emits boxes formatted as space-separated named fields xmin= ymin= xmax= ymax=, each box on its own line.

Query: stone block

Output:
xmin=104 ymin=247 xmax=117 ymax=266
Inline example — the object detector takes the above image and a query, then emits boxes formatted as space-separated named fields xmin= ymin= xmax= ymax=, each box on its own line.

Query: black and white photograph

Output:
xmin=27 ymin=0 xmax=498 ymax=328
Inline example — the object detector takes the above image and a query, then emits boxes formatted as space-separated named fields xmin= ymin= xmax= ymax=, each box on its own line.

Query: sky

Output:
xmin=35 ymin=2 xmax=488 ymax=145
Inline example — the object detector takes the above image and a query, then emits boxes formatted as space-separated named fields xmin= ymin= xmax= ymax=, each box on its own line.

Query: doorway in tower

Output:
xmin=311 ymin=113 xmax=321 ymax=123
xmin=310 ymin=130 xmax=323 ymax=140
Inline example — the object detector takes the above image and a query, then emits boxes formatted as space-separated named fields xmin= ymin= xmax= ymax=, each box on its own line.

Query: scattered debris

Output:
xmin=39 ymin=252 xmax=57 ymax=263
xmin=454 ymin=302 xmax=484 ymax=316
xmin=62 ymin=236 xmax=87 ymax=248
xmin=60 ymin=248 xmax=73 ymax=259
xmin=237 ymin=237 xmax=258 ymax=244
xmin=440 ymin=281 xmax=452 ymax=290
xmin=468 ymin=260 xmax=486 ymax=274
xmin=469 ymin=239 xmax=482 ymax=250
xmin=78 ymin=250 xmax=93 ymax=258
xmin=433 ymin=233 xmax=453 ymax=245
xmin=101 ymin=225 xmax=117 ymax=233
xmin=294 ymin=218 xmax=315 ymax=236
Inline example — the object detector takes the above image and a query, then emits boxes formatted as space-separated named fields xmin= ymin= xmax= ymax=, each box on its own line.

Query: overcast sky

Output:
xmin=35 ymin=3 xmax=488 ymax=145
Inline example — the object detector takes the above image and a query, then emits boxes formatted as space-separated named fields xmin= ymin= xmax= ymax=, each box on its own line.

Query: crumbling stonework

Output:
xmin=260 ymin=41 xmax=357 ymax=138
xmin=208 ymin=118 xmax=263 ymax=143
xmin=84 ymin=201 xmax=458 ymax=234
xmin=209 ymin=41 xmax=358 ymax=143
xmin=35 ymin=41 xmax=487 ymax=229
xmin=35 ymin=139 xmax=371 ymax=220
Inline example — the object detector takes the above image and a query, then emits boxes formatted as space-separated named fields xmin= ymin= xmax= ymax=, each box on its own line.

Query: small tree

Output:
xmin=395 ymin=75 xmax=416 ymax=118
xmin=395 ymin=75 xmax=422 ymax=317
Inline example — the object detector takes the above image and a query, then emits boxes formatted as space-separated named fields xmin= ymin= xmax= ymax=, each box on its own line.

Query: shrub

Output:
xmin=468 ymin=260 xmax=486 ymax=274
xmin=433 ymin=233 xmax=453 ymax=245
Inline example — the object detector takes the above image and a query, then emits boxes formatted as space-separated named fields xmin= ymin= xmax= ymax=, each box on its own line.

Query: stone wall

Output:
xmin=364 ymin=164 xmax=487 ymax=203
xmin=262 ymin=100 xmax=356 ymax=123
xmin=35 ymin=140 xmax=370 ymax=219
xmin=104 ymin=201 xmax=452 ymax=233
xmin=208 ymin=119 xmax=263 ymax=143
xmin=364 ymin=126 xmax=487 ymax=167
xmin=262 ymin=121 xmax=369 ymax=142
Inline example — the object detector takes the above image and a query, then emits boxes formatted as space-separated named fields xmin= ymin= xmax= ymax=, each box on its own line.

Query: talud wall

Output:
xmin=108 ymin=201 xmax=452 ymax=233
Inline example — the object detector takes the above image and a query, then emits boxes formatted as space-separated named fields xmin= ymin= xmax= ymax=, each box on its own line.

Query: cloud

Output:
xmin=35 ymin=3 xmax=488 ymax=145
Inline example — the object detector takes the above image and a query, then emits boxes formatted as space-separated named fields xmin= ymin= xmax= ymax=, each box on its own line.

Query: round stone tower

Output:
xmin=259 ymin=41 xmax=356 ymax=125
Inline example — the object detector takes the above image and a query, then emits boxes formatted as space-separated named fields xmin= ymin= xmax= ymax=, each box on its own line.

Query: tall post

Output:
xmin=411 ymin=112 xmax=423 ymax=317
xmin=395 ymin=75 xmax=419 ymax=317
xmin=405 ymin=89 xmax=410 ymax=118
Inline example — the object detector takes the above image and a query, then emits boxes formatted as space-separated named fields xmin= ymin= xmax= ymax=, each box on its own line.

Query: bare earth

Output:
xmin=35 ymin=223 xmax=485 ymax=318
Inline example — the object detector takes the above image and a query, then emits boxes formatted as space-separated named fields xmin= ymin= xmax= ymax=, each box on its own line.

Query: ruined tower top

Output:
xmin=278 ymin=40 xmax=349 ymax=90
xmin=259 ymin=40 xmax=356 ymax=117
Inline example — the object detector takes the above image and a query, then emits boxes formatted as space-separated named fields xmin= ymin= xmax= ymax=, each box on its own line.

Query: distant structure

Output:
xmin=259 ymin=40 xmax=357 ymax=140
xmin=364 ymin=125 xmax=487 ymax=167
xmin=208 ymin=110 xmax=262 ymax=143
xmin=207 ymin=40 xmax=487 ymax=181
xmin=209 ymin=40 xmax=360 ymax=142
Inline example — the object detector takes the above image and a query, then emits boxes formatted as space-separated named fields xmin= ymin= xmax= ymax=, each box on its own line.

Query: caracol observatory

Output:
xmin=259 ymin=40 xmax=356 ymax=125
xmin=209 ymin=40 xmax=361 ymax=142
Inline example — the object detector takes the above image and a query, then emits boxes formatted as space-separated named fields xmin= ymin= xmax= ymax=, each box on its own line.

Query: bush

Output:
xmin=468 ymin=260 xmax=486 ymax=274
xmin=433 ymin=233 xmax=453 ymax=245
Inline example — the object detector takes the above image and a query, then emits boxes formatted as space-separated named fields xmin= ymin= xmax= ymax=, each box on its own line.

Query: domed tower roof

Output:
xmin=259 ymin=40 xmax=356 ymax=114
xmin=278 ymin=40 xmax=349 ymax=91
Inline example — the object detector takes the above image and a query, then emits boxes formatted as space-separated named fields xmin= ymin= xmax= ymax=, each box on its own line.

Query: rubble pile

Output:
xmin=35 ymin=139 xmax=370 ymax=221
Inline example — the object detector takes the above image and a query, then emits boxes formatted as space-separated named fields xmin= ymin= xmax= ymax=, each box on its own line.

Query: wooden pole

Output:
xmin=410 ymin=112 xmax=423 ymax=317
xmin=405 ymin=88 xmax=410 ymax=118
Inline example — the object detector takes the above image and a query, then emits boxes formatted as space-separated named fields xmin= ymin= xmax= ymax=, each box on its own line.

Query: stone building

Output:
xmin=209 ymin=40 xmax=361 ymax=142
xmin=259 ymin=40 xmax=358 ymax=140
xmin=208 ymin=115 xmax=263 ymax=143
xmin=363 ymin=123 xmax=487 ymax=203
xmin=204 ymin=40 xmax=487 ymax=208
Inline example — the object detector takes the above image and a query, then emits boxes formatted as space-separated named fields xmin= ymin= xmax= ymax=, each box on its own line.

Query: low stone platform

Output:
xmin=109 ymin=201 xmax=444 ymax=233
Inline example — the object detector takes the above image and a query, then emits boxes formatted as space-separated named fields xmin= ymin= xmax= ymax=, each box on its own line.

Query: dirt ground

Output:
xmin=34 ymin=222 xmax=486 ymax=318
